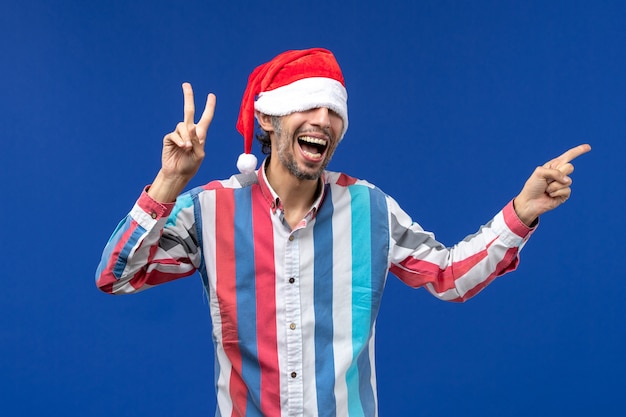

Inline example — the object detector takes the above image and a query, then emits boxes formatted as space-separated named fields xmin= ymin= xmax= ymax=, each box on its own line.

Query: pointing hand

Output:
xmin=514 ymin=144 xmax=591 ymax=226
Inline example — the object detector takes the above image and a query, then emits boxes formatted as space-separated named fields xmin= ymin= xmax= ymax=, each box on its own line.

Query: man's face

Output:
xmin=270 ymin=107 xmax=344 ymax=181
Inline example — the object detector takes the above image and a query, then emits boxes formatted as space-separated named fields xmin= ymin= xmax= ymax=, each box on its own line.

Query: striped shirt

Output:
xmin=96 ymin=166 xmax=534 ymax=417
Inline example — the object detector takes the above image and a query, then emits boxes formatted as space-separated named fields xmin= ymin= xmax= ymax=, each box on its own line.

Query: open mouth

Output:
xmin=297 ymin=136 xmax=328 ymax=160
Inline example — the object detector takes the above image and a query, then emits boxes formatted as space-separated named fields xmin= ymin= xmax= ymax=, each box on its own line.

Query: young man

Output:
xmin=96 ymin=48 xmax=590 ymax=416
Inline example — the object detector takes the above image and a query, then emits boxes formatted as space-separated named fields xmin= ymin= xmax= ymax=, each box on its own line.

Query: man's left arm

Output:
xmin=388 ymin=144 xmax=591 ymax=302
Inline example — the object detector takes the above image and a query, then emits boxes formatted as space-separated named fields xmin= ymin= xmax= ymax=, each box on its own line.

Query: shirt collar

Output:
xmin=257 ymin=157 xmax=326 ymax=218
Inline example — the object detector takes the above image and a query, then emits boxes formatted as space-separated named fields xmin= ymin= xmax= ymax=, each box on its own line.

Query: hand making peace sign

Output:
xmin=514 ymin=144 xmax=592 ymax=226
xmin=148 ymin=83 xmax=216 ymax=203
xmin=161 ymin=83 xmax=216 ymax=179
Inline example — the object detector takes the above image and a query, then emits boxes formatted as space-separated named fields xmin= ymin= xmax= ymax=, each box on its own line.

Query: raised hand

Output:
xmin=513 ymin=144 xmax=591 ymax=226
xmin=161 ymin=83 xmax=216 ymax=179
xmin=149 ymin=83 xmax=216 ymax=203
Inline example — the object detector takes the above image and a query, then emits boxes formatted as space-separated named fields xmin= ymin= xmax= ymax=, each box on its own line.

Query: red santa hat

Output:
xmin=235 ymin=48 xmax=349 ymax=173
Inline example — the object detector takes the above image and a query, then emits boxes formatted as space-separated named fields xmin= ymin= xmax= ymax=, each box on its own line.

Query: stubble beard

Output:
xmin=272 ymin=118 xmax=334 ymax=181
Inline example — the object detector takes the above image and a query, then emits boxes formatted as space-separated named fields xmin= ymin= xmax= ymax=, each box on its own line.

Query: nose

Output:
xmin=309 ymin=107 xmax=331 ymax=128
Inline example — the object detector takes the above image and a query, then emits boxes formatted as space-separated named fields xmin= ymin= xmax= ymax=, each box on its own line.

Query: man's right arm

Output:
xmin=95 ymin=83 xmax=216 ymax=293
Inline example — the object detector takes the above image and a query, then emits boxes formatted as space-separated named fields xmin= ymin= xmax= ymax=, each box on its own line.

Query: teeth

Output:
xmin=302 ymin=150 xmax=322 ymax=158
xmin=299 ymin=136 xmax=327 ymax=146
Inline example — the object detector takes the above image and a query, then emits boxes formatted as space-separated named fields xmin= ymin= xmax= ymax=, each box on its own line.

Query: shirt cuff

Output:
xmin=136 ymin=185 xmax=176 ymax=220
xmin=502 ymin=199 xmax=537 ymax=238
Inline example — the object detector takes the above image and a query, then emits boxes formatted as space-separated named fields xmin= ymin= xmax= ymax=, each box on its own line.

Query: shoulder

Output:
xmin=324 ymin=170 xmax=386 ymax=195
xmin=324 ymin=170 xmax=408 ymax=215
xmin=184 ymin=172 xmax=259 ymax=195
xmin=172 ymin=173 xmax=259 ymax=210
xmin=323 ymin=170 xmax=393 ymax=212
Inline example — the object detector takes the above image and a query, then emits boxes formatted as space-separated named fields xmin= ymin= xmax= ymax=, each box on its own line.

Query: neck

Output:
xmin=265 ymin=157 xmax=320 ymax=219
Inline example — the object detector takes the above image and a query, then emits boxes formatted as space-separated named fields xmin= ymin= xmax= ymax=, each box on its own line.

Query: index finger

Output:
xmin=555 ymin=144 xmax=592 ymax=164
xmin=182 ymin=82 xmax=195 ymax=126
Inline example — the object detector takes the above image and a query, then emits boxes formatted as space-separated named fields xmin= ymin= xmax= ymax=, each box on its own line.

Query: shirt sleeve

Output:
xmin=388 ymin=197 xmax=536 ymax=302
xmin=95 ymin=187 xmax=202 ymax=294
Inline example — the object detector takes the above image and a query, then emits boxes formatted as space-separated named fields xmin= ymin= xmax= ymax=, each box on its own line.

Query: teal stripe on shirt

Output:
xmin=358 ymin=187 xmax=389 ymax=416
xmin=346 ymin=185 xmax=373 ymax=417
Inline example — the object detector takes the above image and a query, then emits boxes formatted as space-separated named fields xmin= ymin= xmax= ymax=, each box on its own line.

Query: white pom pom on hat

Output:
xmin=236 ymin=153 xmax=258 ymax=175
xmin=235 ymin=48 xmax=349 ymax=174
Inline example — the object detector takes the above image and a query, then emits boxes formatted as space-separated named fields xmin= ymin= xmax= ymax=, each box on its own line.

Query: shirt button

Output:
xmin=289 ymin=323 xmax=296 ymax=330
xmin=291 ymin=372 xmax=297 ymax=378
xmin=288 ymin=235 xmax=295 ymax=241
xmin=288 ymin=277 xmax=295 ymax=284
xmin=150 ymin=212 xmax=157 ymax=219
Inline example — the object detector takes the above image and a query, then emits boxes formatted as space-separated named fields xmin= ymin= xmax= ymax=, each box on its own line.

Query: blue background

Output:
xmin=1 ymin=1 xmax=623 ymax=415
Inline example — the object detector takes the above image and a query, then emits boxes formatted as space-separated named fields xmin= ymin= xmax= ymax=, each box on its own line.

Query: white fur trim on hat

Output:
xmin=254 ymin=77 xmax=349 ymax=140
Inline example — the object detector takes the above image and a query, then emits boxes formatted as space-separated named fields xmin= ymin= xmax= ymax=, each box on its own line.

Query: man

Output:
xmin=96 ymin=48 xmax=590 ymax=416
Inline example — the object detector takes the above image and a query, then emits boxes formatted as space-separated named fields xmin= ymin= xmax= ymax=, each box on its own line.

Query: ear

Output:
xmin=256 ymin=111 xmax=275 ymax=132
